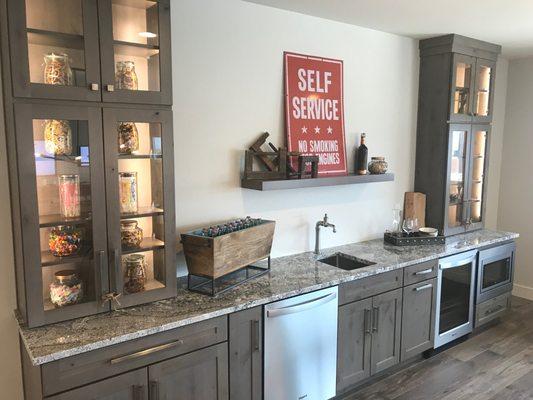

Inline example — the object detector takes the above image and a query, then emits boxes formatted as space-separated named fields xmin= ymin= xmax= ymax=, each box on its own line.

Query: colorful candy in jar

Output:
xmin=44 ymin=119 xmax=72 ymax=156
xmin=44 ymin=53 xmax=73 ymax=86
xmin=118 ymin=122 xmax=139 ymax=154
xmin=119 ymin=172 xmax=138 ymax=214
xmin=48 ymin=225 xmax=82 ymax=257
xmin=49 ymin=270 xmax=83 ymax=308
xmin=59 ymin=174 xmax=81 ymax=218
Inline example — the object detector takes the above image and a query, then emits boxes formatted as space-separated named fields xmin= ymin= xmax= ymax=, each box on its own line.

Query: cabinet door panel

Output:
xmin=14 ymin=103 xmax=109 ymax=327
xmin=8 ymin=0 xmax=102 ymax=101
xmin=47 ymin=368 xmax=148 ymax=400
xmin=401 ymin=279 xmax=437 ymax=361
xmin=103 ymin=108 xmax=176 ymax=307
xmin=98 ymin=0 xmax=172 ymax=105
xmin=337 ymin=298 xmax=372 ymax=393
xmin=449 ymin=54 xmax=476 ymax=123
xmin=473 ymin=59 xmax=496 ymax=123
xmin=229 ymin=307 xmax=263 ymax=400
xmin=370 ymin=288 xmax=402 ymax=375
xmin=466 ymin=125 xmax=490 ymax=231
xmin=149 ymin=343 xmax=229 ymax=400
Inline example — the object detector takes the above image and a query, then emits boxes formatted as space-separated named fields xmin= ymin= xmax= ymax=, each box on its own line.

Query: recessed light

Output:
xmin=139 ymin=32 xmax=157 ymax=38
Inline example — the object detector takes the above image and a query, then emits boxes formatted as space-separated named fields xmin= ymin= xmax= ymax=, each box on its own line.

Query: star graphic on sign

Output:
xmin=327 ymin=126 xmax=333 ymax=134
xmin=314 ymin=126 xmax=321 ymax=134
xmin=301 ymin=126 xmax=308 ymax=134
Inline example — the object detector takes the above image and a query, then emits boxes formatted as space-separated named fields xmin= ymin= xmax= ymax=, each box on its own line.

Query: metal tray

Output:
xmin=384 ymin=232 xmax=446 ymax=246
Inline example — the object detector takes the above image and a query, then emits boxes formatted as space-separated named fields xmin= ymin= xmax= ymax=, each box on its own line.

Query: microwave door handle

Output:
xmin=266 ymin=292 xmax=337 ymax=318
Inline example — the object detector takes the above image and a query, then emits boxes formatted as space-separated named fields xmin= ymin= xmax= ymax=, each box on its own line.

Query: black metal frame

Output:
xmin=187 ymin=257 xmax=271 ymax=297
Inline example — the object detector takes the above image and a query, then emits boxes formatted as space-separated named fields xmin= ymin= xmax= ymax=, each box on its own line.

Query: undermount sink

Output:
xmin=319 ymin=252 xmax=376 ymax=271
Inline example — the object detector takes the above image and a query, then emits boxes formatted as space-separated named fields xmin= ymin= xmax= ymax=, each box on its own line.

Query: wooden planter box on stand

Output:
xmin=181 ymin=220 xmax=275 ymax=296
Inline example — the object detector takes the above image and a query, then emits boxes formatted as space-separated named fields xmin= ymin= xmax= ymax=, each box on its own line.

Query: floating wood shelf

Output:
xmin=241 ymin=173 xmax=394 ymax=191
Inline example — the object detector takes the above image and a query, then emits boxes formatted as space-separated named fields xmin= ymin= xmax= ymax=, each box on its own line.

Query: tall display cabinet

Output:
xmin=415 ymin=34 xmax=501 ymax=236
xmin=0 ymin=0 xmax=176 ymax=327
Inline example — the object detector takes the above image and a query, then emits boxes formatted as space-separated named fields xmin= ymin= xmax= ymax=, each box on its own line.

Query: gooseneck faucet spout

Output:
xmin=315 ymin=214 xmax=336 ymax=255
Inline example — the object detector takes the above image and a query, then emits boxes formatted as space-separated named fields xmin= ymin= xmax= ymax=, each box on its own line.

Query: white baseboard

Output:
xmin=512 ymin=284 xmax=533 ymax=301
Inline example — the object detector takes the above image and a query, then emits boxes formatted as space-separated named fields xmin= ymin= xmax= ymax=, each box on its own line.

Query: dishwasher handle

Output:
xmin=266 ymin=292 xmax=337 ymax=318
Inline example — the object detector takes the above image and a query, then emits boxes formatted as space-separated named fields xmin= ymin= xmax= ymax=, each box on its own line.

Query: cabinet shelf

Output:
xmin=114 ymin=41 xmax=160 ymax=57
xmin=118 ymin=154 xmax=162 ymax=160
xmin=27 ymin=28 xmax=84 ymax=50
xmin=122 ymin=237 xmax=164 ymax=255
xmin=41 ymin=247 xmax=91 ymax=267
xmin=120 ymin=207 xmax=164 ymax=219
xmin=40 ymin=214 xmax=92 ymax=228
xmin=242 ymin=173 xmax=394 ymax=191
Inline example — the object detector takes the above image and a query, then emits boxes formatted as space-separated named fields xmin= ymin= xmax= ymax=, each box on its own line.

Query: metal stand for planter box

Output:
xmin=187 ymin=256 xmax=271 ymax=297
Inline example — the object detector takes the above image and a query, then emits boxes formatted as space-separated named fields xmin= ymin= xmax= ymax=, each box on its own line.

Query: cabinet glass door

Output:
xmin=473 ymin=60 xmax=496 ymax=123
xmin=438 ymin=261 xmax=473 ymax=335
xmin=446 ymin=126 xmax=470 ymax=234
xmin=450 ymin=55 xmax=475 ymax=123
xmin=98 ymin=0 xmax=172 ymax=105
xmin=8 ymin=0 xmax=101 ymax=101
xmin=15 ymin=104 xmax=108 ymax=327
xmin=104 ymin=109 xmax=176 ymax=308
xmin=467 ymin=126 xmax=489 ymax=230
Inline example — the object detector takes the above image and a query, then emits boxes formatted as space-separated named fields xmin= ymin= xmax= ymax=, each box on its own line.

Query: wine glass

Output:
xmin=402 ymin=218 xmax=415 ymax=236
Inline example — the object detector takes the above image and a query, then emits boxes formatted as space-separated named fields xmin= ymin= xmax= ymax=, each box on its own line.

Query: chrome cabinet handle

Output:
xmin=252 ymin=319 xmax=260 ymax=351
xmin=149 ymin=381 xmax=159 ymax=400
xmin=372 ymin=307 xmax=379 ymax=333
xmin=414 ymin=283 xmax=433 ymax=292
xmin=364 ymin=309 xmax=371 ymax=334
xmin=415 ymin=268 xmax=433 ymax=276
xmin=110 ymin=339 xmax=184 ymax=365
xmin=266 ymin=292 xmax=336 ymax=318
xmin=486 ymin=304 xmax=504 ymax=316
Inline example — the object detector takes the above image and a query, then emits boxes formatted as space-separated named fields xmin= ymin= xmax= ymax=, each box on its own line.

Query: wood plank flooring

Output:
xmin=341 ymin=296 xmax=533 ymax=400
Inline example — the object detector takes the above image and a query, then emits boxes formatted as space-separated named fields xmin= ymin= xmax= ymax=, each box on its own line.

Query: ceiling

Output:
xmin=245 ymin=0 xmax=533 ymax=59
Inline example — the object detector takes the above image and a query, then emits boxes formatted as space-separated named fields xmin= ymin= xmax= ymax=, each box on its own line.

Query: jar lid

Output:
xmin=55 ymin=270 xmax=78 ymax=283
xmin=45 ymin=52 xmax=69 ymax=60
xmin=121 ymin=220 xmax=138 ymax=228
xmin=117 ymin=60 xmax=135 ymax=67
xmin=59 ymin=174 xmax=79 ymax=179
xmin=125 ymin=254 xmax=145 ymax=264
xmin=371 ymin=157 xmax=386 ymax=161
xmin=119 ymin=172 xmax=136 ymax=177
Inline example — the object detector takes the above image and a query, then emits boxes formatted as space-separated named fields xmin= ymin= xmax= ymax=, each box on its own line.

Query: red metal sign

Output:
xmin=284 ymin=52 xmax=347 ymax=176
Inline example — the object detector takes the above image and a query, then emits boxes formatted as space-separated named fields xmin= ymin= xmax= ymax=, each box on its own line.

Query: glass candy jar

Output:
xmin=119 ymin=172 xmax=138 ymax=214
xmin=49 ymin=225 xmax=82 ymax=257
xmin=368 ymin=157 xmax=388 ymax=174
xmin=118 ymin=122 xmax=139 ymax=154
xmin=44 ymin=53 xmax=73 ymax=86
xmin=124 ymin=254 xmax=147 ymax=294
xmin=115 ymin=61 xmax=139 ymax=90
xmin=59 ymin=174 xmax=81 ymax=218
xmin=49 ymin=270 xmax=83 ymax=308
xmin=44 ymin=119 xmax=72 ymax=156
xmin=120 ymin=220 xmax=143 ymax=249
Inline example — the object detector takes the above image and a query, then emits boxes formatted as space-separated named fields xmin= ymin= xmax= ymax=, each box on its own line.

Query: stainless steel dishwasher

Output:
xmin=264 ymin=286 xmax=338 ymax=400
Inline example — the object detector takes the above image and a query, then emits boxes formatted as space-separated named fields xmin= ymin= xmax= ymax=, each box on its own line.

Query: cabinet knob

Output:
xmin=106 ymin=84 xmax=115 ymax=92
xmin=90 ymin=83 xmax=99 ymax=91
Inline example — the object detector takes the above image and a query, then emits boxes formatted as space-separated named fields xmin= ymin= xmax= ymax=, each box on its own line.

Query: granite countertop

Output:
xmin=19 ymin=229 xmax=518 ymax=366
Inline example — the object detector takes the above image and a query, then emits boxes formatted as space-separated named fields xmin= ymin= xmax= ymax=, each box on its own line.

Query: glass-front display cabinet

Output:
xmin=444 ymin=124 xmax=490 ymax=236
xmin=7 ymin=0 xmax=171 ymax=105
xmin=449 ymin=54 xmax=496 ymax=124
xmin=13 ymin=104 xmax=176 ymax=327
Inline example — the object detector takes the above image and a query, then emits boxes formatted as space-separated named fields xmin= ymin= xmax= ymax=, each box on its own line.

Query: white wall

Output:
xmin=172 ymin=0 xmax=419 ymax=263
xmin=499 ymin=57 xmax=533 ymax=300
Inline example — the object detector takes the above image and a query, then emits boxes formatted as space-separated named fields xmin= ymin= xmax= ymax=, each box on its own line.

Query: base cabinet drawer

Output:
xmin=476 ymin=292 xmax=511 ymax=328
xmin=401 ymin=278 xmax=437 ymax=361
xmin=46 ymin=369 xmax=148 ymax=400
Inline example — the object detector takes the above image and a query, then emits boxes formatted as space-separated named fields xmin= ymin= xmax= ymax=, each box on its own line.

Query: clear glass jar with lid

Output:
xmin=118 ymin=172 xmax=138 ymax=214
xmin=44 ymin=53 xmax=73 ymax=86
xmin=123 ymin=254 xmax=147 ymax=294
xmin=115 ymin=61 xmax=139 ymax=90
xmin=120 ymin=220 xmax=143 ymax=249
xmin=49 ymin=270 xmax=83 ymax=308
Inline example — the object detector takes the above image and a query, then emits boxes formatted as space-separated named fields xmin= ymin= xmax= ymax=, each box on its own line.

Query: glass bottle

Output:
xmin=44 ymin=119 xmax=72 ymax=156
xmin=49 ymin=270 xmax=83 ymax=308
xmin=120 ymin=220 xmax=143 ymax=249
xmin=119 ymin=172 xmax=138 ymax=214
xmin=118 ymin=122 xmax=139 ymax=154
xmin=124 ymin=254 xmax=147 ymax=294
xmin=59 ymin=174 xmax=81 ymax=218
xmin=356 ymin=133 xmax=368 ymax=175
xmin=115 ymin=61 xmax=139 ymax=90
xmin=44 ymin=53 xmax=73 ymax=86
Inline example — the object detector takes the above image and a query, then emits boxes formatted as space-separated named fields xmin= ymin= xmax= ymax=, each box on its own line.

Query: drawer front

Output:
xmin=403 ymin=260 xmax=438 ymax=286
xmin=42 ymin=316 xmax=227 ymax=396
xmin=475 ymin=292 xmax=511 ymax=328
xmin=339 ymin=270 xmax=402 ymax=306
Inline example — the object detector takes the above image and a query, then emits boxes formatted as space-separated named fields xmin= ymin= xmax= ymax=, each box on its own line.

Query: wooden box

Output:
xmin=181 ymin=220 xmax=275 ymax=279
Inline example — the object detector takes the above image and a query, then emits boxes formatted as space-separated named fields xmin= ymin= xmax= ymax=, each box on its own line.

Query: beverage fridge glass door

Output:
xmin=435 ymin=250 xmax=477 ymax=348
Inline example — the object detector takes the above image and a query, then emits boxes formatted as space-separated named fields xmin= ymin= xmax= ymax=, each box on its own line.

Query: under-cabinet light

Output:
xmin=139 ymin=32 xmax=157 ymax=38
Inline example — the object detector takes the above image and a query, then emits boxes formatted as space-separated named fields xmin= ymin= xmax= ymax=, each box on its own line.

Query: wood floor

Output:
xmin=342 ymin=296 xmax=533 ymax=400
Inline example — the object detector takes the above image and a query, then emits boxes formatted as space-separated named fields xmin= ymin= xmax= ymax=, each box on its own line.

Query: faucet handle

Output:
xmin=323 ymin=213 xmax=328 ymax=222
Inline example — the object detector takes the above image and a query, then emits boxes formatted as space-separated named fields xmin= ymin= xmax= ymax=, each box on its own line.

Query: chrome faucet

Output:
xmin=315 ymin=214 xmax=336 ymax=255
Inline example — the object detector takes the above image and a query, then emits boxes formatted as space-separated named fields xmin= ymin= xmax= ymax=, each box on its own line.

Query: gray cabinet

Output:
xmin=46 ymin=369 xmax=148 ymax=400
xmin=401 ymin=278 xmax=437 ymax=361
xmin=415 ymin=34 xmax=500 ymax=236
xmin=148 ymin=343 xmax=229 ymax=400
xmin=229 ymin=307 xmax=262 ymax=400
xmin=337 ymin=289 xmax=402 ymax=393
